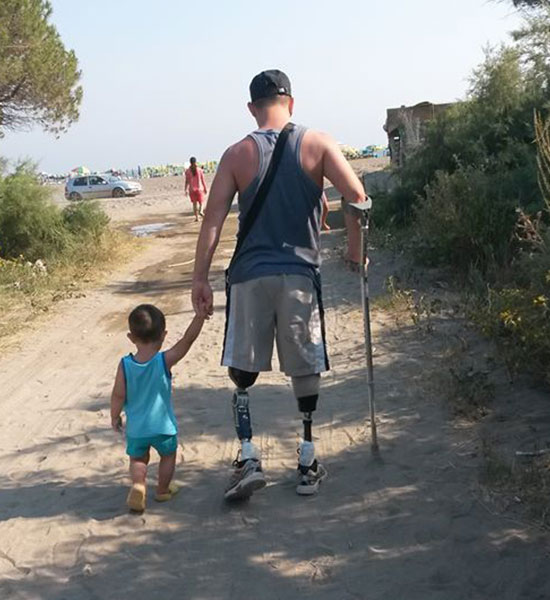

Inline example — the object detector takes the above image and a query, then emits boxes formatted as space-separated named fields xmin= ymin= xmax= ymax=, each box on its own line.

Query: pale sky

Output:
xmin=1 ymin=0 xmax=522 ymax=173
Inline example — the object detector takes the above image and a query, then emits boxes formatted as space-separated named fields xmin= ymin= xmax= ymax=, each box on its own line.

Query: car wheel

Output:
xmin=69 ymin=192 xmax=82 ymax=201
xmin=112 ymin=187 xmax=125 ymax=198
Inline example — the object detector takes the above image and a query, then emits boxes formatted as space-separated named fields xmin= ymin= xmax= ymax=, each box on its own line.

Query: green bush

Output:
xmin=372 ymin=186 xmax=416 ymax=228
xmin=388 ymin=46 xmax=543 ymax=231
xmin=0 ymin=170 xmax=110 ymax=263
xmin=0 ymin=170 xmax=69 ymax=260
xmin=413 ymin=166 xmax=517 ymax=274
xmin=62 ymin=201 xmax=109 ymax=238
xmin=473 ymin=217 xmax=550 ymax=381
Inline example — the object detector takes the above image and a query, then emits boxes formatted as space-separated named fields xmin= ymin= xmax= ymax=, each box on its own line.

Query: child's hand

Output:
xmin=112 ymin=416 xmax=123 ymax=434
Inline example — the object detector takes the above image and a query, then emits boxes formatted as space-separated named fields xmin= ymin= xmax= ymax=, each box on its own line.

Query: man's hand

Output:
xmin=192 ymin=279 xmax=214 ymax=318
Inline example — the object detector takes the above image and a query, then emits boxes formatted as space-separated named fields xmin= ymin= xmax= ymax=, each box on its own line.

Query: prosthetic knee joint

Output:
xmin=229 ymin=368 xmax=258 ymax=442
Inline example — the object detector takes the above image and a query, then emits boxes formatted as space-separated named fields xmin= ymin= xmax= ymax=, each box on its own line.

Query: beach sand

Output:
xmin=1 ymin=171 xmax=549 ymax=599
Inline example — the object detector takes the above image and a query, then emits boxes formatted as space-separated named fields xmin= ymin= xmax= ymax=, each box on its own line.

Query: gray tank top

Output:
xmin=228 ymin=124 xmax=323 ymax=285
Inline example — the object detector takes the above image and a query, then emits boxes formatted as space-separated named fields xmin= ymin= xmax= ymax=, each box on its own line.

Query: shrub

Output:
xmin=413 ymin=166 xmax=517 ymax=274
xmin=0 ymin=170 xmax=110 ymax=264
xmin=62 ymin=201 xmax=109 ymax=239
xmin=0 ymin=170 xmax=69 ymax=260
xmin=387 ymin=45 xmax=543 ymax=231
xmin=481 ymin=286 xmax=550 ymax=383
xmin=372 ymin=186 xmax=416 ymax=228
xmin=476 ymin=219 xmax=550 ymax=383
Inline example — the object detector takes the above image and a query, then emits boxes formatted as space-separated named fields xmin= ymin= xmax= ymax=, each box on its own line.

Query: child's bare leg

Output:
xmin=130 ymin=452 xmax=149 ymax=485
xmin=157 ymin=452 xmax=176 ymax=495
xmin=127 ymin=452 xmax=149 ymax=511
xmin=193 ymin=201 xmax=199 ymax=221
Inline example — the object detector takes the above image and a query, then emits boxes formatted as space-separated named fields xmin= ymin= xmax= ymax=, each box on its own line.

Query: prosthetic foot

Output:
xmin=224 ymin=385 xmax=266 ymax=501
xmin=224 ymin=439 xmax=266 ymax=501
xmin=297 ymin=440 xmax=328 ymax=496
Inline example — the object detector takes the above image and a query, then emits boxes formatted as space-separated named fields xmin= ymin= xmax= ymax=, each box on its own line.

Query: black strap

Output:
xmin=228 ymin=122 xmax=294 ymax=271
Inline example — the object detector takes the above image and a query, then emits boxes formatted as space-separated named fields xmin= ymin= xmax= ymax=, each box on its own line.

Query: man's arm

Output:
xmin=322 ymin=135 xmax=365 ymax=204
xmin=192 ymin=147 xmax=238 ymax=317
xmin=321 ymin=134 xmax=366 ymax=263
xmin=110 ymin=362 xmax=126 ymax=432
xmin=164 ymin=315 xmax=205 ymax=369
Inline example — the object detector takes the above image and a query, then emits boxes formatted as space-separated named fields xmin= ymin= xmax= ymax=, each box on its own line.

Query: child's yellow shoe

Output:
xmin=126 ymin=483 xmax=146 ymax=512
xmin=154 ymin=482 xmax=180 ymax=503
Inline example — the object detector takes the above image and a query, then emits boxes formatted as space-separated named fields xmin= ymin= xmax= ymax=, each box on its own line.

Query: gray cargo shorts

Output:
xmin=222 ymin=274 xmax=329 ymax=376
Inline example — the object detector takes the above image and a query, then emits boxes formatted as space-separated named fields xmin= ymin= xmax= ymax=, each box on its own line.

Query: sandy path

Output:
xmin=0 ymin=208 xmax=549 ymax=600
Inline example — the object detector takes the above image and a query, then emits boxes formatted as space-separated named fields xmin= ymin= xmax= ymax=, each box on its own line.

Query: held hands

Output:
xmin=192 ymin=279 xmax=214 ymax=319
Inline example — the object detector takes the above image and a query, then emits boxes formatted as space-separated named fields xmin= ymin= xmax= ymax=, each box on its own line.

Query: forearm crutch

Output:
xmin=347 ymin=198 xmax=378 ymax=451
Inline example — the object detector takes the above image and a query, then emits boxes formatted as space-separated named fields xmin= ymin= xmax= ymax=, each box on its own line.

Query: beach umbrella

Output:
xmin=70 ymin=166 xmax=91 ymax=175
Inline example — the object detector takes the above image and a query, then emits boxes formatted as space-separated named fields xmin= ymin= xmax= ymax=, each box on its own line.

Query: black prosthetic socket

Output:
xmin=228 ymin=367 xmax=259 ymax=389
xmin=297 ymin=394 xmax=318 ymax=443
xmin=297 ymin=394 xmax=318 ymax=413
xmin=228 ymin=368 xmax=258 ymax=441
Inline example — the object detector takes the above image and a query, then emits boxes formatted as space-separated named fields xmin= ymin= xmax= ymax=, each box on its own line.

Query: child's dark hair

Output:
xmin=128 ymin=304 xmax=166 ymax=342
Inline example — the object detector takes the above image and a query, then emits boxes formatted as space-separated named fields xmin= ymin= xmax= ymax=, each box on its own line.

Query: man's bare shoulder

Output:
xmin=302 ymin=128 xmax=335 ymax=149
xmin=300 ymin=128 xmax=336 ymax=184
xmin=222 ymin=136 xmax=256 ymax=166
xmin=219 ymin=135 xmax=258 ymax=192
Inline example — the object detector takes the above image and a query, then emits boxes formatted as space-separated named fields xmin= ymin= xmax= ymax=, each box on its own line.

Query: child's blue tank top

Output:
xmin=121 ymin=352 xmax=177 ymax=438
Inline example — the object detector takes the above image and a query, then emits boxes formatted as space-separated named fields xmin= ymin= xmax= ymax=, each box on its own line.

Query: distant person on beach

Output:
xmin=110 ymin=304 xmax=205 ymax=512
xmin=185 ymin=157 xmax=208 ymax=222
xmin=192 ymin=69 xmax=366 ymax=501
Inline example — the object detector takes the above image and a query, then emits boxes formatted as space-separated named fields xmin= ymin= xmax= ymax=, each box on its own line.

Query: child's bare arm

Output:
xmin=110 ymin=362 xmax=126 ymax=432
xmin=164 ymin=315 xmax=205 ymax=370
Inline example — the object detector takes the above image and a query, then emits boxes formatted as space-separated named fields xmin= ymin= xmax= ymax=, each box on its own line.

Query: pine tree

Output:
xmin=0 ymin=0 xmax=82 ymax=136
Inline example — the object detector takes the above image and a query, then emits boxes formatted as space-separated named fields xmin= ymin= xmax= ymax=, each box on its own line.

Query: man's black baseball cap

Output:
xmin=249 ymin=70 xmax=292 ymax=103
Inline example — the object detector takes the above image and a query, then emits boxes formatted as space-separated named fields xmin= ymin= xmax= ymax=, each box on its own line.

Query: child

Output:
xmin=110 ymin=303 xmax=205 ymax=512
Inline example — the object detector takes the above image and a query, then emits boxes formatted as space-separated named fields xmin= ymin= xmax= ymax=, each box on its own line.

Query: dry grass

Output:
xmin=0 ymin=230 xmax=140 ymax=346
xmin=481 ymin=441 xmax=550 ymax=529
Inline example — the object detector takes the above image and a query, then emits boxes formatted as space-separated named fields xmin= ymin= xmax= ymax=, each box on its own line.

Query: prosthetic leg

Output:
xmin=224 ymin=368 xmax=266 ymax=501
xmin=293 ymin=375 xmax=328 ymax=496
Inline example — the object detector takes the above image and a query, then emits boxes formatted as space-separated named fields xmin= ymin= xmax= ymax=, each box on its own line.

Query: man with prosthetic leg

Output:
xmin=192 ymin=69 xmax=366 ymax=501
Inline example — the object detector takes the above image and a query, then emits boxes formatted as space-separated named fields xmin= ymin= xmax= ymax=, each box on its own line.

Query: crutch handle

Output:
xmin=346 ymin=198 xmax=372 ymax=215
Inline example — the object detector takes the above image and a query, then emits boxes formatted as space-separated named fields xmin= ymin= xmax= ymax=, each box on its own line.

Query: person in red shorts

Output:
xmin=185 ymin=157 xmax=208 ymax=221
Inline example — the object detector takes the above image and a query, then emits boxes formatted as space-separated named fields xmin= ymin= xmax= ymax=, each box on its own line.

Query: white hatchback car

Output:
xmin=65 ymin=174 xmax=142 ymax=200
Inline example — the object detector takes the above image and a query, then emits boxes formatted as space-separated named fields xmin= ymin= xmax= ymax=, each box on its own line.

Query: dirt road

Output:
xmin=0 ymin=197 xmax=549 ymax=599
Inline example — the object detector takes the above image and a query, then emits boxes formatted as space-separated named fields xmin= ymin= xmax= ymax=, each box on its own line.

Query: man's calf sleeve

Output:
xmin=291 ymin=374 xmax=320 ymax=400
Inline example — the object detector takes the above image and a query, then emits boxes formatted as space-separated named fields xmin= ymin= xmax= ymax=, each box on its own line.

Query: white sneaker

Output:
xmin=224 ymin=442 xmax=266 ymax=501
xmin=296 ymin=441 xmax=327 ymax=496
